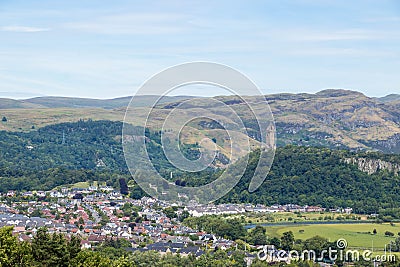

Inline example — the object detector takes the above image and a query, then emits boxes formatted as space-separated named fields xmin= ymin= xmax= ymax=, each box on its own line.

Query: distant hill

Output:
xmin=1 ymin=89 xmax=400 ymax=153
xmin=0 ymin=98 xmax=44 ymax=109
xmin=264 ymin=89 xmax=400 ymax=153
xmin=376 ymin=94 xmax=400 ymax=103
xmin=25 ymin=96 xmax=132 ymax=109
xmin=0 ymin=95 xmax=194 ymax=109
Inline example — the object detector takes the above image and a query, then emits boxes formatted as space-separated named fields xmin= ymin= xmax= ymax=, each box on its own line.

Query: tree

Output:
xmin=68 ymin=235 xmax=81 ymax=259
xmin=217 ymin=219 xmax=246 ymax=240
xmin=189 ymin=234 xmax=198 ymax=242
xmin=163 ymin=207 xmax=177 ymax=219
xmin=229 ymin=250 xmax=246 ymax=267
xmin=69 ymin=250 xmax=112 ymax=267
xmin=182 ymin=216 xmax=245 ymax=241
xmin=0 ymin=226 xmax=33 ymax=266
xmin=281 ymin=231 xmax=294 ymax=251
xmin=269 ymin=237 xmax=281 ymax=248
xmin=31 ymin=209 xmax=43 ymax=218
xmin=119 ymin=178 xmax=129 ymax=195
xmin=390 ymin=237 xmax=400 ymax=252
xmin=178 ymin=210 xmax=190 ymax=222
xmin=247 ymin=226 xmax=267 ymax=245
xmin=130 ymin=186 xmax=145 ymax=199
xmin=31 ymin=227 xmax=78 ymax=267
xmin=303 ymin=236 xmax=329 ymax=255
xmin=1 ymin=116 xmax=6 ymax=122
xmin=385 ymin=231 xmax=395 ymax=237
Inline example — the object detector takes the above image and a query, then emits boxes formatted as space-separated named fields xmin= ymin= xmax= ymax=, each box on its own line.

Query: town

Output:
xmin=0 ymin=184 xmax=355 ymax=261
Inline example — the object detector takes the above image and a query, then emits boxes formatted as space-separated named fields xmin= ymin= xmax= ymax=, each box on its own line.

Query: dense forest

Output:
xmin=1 ymin=120 xmax=400 ymax=215
xmin=0 ymin=120 xmax=171 ymax=172
xmin=213 ymin=146 xmax=400 ymax=215
xmin=0 ymin=120 xmax=201 ymax=191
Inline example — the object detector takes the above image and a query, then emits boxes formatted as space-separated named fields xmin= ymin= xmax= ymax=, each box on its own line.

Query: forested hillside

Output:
xmin=1 ymin=120 xmax=400 ymax=215
xmin=0 ymin=120 xmax=126 ymax=171
xmin=214 ymin=146 xmax=400 ymax=215
xmin=0 ymin=120 xmax=203 ymax=193
xmin=0 ymin=119 xmax=183 ymax=173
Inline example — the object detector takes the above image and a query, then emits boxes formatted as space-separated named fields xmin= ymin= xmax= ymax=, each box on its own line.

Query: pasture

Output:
xmin=265 ymin=223 xmax=399 ymax=249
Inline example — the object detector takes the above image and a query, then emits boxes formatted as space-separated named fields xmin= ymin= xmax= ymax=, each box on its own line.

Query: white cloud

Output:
xmin=0 ymin=25 xmax=50 ymax=32
xmin=64 ymin=13 xmax=190 ymax=35
xmin=288 ymin=47 xmax=396 ymax=57
xmin=274 ymin=28 xmax=400 ymax=42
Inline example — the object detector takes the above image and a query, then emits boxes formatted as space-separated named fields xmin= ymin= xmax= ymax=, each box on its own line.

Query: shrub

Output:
xmin=385 ymin=231 xmax=394 ymax=237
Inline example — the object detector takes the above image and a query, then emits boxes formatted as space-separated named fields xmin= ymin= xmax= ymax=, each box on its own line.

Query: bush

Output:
xmin=385 ymin=231 xmax=394 ymax=237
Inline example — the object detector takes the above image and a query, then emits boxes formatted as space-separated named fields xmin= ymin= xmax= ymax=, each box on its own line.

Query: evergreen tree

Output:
xmin=119 ymin=178 xmax=129 ymax=195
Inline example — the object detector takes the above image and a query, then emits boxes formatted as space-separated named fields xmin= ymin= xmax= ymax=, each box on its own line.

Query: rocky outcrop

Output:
xmin=344 ymin=157 xmax=400 ymax=175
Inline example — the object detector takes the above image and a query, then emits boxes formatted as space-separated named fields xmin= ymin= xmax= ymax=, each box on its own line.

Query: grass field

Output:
xmin=244 ymin=212 xmax=368 ymax=224
xmin=265 ymin=223 xmax=399 ymax=249
xmin=0 ymin=108 xmax=125 ymax=131
xmin=52 ymin=181 xmax=104 ymax=190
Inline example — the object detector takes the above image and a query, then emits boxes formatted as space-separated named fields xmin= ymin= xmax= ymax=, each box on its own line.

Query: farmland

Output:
xmin=263 ymin=223 xmax=400 ymax=249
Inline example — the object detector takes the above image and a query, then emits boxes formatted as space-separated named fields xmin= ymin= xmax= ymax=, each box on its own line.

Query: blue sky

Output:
xmin=0 ymin=0 xmax=399 ymax=98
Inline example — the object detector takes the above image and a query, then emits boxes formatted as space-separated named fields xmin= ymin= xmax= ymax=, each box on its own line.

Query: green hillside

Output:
xmin=213 ymin=146 xmax=400 ymax=215
xmin=1 ymin=120 xmax=400 ymax=217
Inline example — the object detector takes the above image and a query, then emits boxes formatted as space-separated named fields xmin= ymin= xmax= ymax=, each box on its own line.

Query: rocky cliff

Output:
xmin=344 ymin=157 xmax=400 ymax=175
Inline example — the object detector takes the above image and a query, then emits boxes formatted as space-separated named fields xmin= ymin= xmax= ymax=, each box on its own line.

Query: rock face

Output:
xmin=265 ymin=89 xmax=400 ymax=151
xmin=344 ymin=157 xmax=400 ymax=175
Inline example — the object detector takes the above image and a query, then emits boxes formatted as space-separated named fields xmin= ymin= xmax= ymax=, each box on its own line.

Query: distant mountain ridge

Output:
xmin=1 ymin=89 xmax=400 ymax=154
xmin=376 ymin=94 xmax=400 ymax=103
xmin=264 ymin=89 xmax=400 ymax=153
xmin=0 ymin=95 xmax=194 ymax=109
xmin=0 ymin=91 xmax=399 ymax=109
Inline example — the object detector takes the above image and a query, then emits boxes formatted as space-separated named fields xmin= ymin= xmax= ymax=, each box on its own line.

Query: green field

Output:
xmin=52 ymin=181 xmax=104 ymax=190
xmin=244 ymin=212 xmax=367 ymax=224
xmin=265 ymin=223 xmax=399 ymax=249
xmin=0 ymin=108 xmax=125 ymax=131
